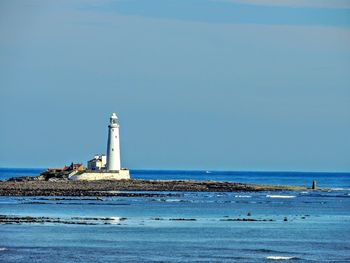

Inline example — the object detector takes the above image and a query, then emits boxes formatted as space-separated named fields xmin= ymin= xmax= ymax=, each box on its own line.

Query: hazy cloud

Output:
xmin=216 ymin=0 xmax=350 ymax=9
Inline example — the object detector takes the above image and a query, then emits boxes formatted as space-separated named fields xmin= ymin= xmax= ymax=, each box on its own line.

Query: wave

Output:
xmin=165 ymin=199 xmax=182 ymax=202
xmin=0 ymin=248 xmax=8 ymax=252
xmin=235 ymin=195 xmax=252 ymax=198
xmin=243 ymin=248 xmax=288 ymax=254
xmin=266 ymin=256 xmax=298 ymax=260
xmin=266 ymin=195 xmax=296 ymax=199
xmin=249 ymin=249 xmax=279 ymax=253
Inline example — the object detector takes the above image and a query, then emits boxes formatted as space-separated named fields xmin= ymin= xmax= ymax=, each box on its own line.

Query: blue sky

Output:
xmin=0 ymin=0 xmax=349 ymax=171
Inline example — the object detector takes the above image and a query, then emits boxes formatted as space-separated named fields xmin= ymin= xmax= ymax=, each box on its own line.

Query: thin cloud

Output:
xmin=215 ymin=0 xmax=350 ymax=9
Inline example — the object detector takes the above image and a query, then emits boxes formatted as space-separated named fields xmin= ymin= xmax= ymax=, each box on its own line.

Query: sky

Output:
xmin=0 ymin=0 xmax=349 ymax=171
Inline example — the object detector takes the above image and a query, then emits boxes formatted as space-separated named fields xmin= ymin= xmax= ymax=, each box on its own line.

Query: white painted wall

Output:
xmin=69 ymin=170 xmax=130 ymax=181
xmin=101 ymin=155 xmax=107 ymax=167
xmin=87 ymin=154 xmax=107 ymax=170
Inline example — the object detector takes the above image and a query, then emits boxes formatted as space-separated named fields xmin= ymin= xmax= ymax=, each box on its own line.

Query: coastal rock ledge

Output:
xmin=0 ymin=179 xmax=306 ymax=196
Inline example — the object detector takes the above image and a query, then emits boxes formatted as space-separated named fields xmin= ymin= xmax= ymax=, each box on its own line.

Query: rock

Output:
xmin=169 ymin=218 xmax=196 ymax=221
xmin=220 ymin=218 xmax=274 ymax=222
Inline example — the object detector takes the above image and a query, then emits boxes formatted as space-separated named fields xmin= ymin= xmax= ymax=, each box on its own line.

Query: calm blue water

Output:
xmin=1 ymin=168 xmax=350 ymax=262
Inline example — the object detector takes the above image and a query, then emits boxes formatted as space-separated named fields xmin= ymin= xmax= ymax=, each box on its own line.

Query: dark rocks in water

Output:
xmin=0 ymin=215 xmax=127 ymax=225
xmin=20 ymin=201 xmax=49 ymax=205
xmin=0 ymin=215 xmax=58 ymax=224
xmin=152 ymin=217 xmax=274 ymax=222
xmin=169 ymin=218 xmax=197 ymax=221
xmin=220 ymin=218 xmax=274 ymax=222
xmin=32 ymin=197 xmax=104 ymax=201
xmin=8 ymin=170 xmax=71 ymax=182
xmin=7 ymin=176 xmax=38 ymax=182
xmin=70 ymin=217 xmax=113 ymax=221
xmin=38 ymin=170 xmax=71 ymax=181
xmin=284 ymin=217 xmax=288 ymax=222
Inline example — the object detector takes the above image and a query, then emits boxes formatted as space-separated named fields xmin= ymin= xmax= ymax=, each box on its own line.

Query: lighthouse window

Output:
xmin=112 ymin=119 xmax=117 ymax=124
xmin=115 ymin=136 xmax=117 ymax=139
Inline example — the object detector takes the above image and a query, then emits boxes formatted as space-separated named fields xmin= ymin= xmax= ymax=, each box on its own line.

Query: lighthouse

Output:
xmin=106 ymin=113 xmax=121 ymax=171
xmin=69 ymin=112 xmax=130 ymax=180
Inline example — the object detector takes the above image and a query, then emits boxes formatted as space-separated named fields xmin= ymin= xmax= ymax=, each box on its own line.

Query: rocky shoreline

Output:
xmin=0 ymin=178 xmax=307 ymax=196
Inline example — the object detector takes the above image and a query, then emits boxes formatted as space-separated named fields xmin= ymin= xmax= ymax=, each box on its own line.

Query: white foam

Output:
xmin=235 ymin=195 xmax=252 ymax=198
xmin=266 ymin=256 xmax=296 ymax=260
xmin=109 ymin=217 xmax=123 ymax=224
xmin=266 ymin=195 xmax=296 ymax=199
xmin=0 ymin=248 xmax=8 ymax=252
xmin=165 ymin=199 xmax=182 ymax=202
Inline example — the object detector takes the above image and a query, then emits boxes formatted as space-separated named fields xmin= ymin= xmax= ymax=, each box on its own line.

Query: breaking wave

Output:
xmin=266 ymin=195 xmax=296 ymax=199
xmin=165 ymin=199 xmax=182 ymax=202
xmin=266 ymin=256 xmax=298 ymax=260
xmin=109 ymin=217 xmax=126 ymax=224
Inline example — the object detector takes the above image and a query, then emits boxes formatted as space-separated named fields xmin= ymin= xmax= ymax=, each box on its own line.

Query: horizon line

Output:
xmin=0 ymin=167 xmax=349 ymax=174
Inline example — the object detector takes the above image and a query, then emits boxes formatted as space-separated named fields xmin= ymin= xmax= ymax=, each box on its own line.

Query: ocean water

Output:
xmin=0 ymin=168 xmax=350 ymax=262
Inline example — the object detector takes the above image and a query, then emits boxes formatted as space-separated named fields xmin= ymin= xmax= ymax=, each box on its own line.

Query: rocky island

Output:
xmin=0 ymin=173 xmax=308 ymax=196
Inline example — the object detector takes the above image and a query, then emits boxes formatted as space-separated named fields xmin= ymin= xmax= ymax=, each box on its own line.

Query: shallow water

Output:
xmin=1 ymin=169 xmax=350 ymax=262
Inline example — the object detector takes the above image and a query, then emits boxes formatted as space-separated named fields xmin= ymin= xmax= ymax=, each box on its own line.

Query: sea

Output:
xmin=0 ymin=168 xmax=349 ymax=263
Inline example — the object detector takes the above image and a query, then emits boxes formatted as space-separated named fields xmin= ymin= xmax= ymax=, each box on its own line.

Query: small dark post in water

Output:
xmin=312 ymin=180 xmax=317 ymax=190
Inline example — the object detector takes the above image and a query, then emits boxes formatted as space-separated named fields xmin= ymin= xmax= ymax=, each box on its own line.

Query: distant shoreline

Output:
xmin=0 ymin=179 xmax=308 ymax=196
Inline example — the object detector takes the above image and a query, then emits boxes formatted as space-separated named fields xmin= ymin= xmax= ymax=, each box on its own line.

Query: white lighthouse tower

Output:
xmin=106 ymin=113 xmax=121 ymax=171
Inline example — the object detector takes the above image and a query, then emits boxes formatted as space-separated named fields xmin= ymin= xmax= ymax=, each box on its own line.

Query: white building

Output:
xmin=87 ymin=154 xmax=106 ymax=170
